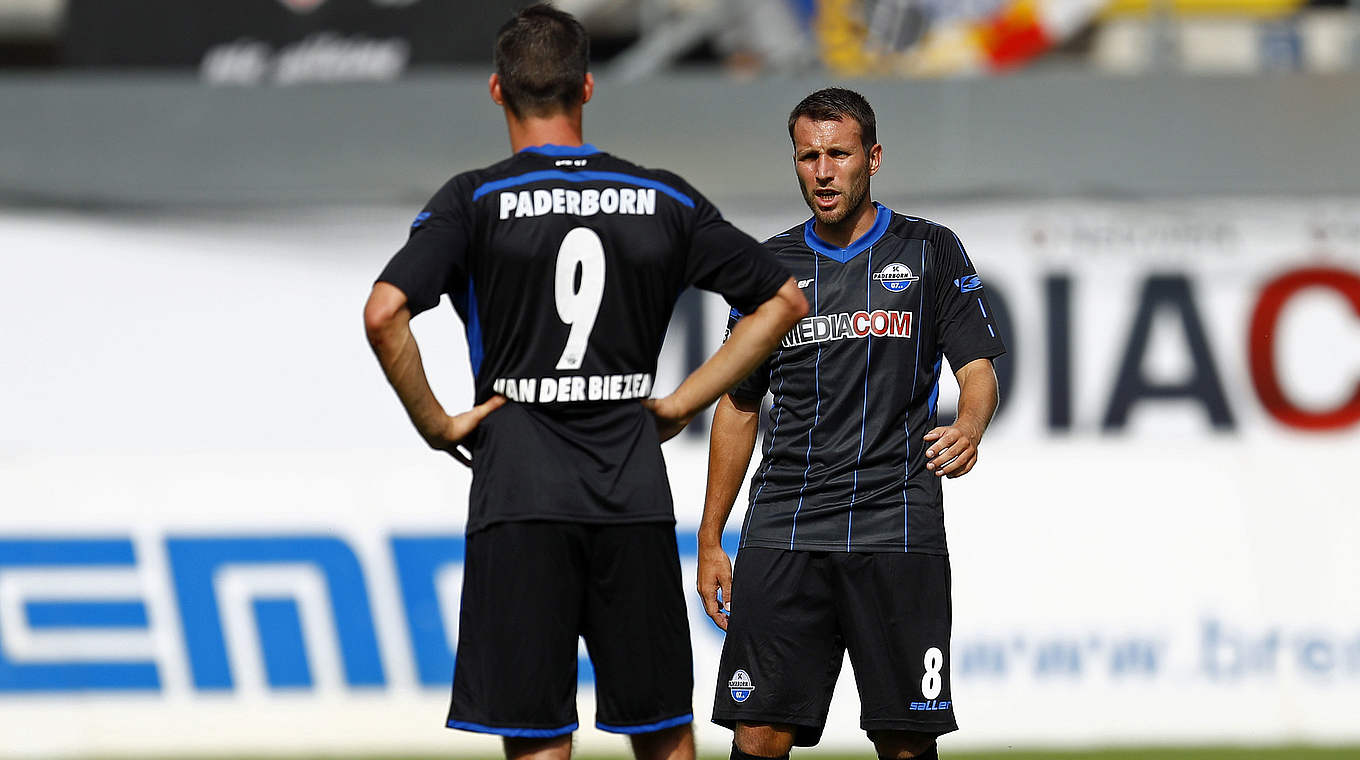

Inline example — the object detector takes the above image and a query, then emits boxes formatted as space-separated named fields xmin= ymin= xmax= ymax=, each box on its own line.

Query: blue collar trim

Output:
xmin=802 ymin=202 xmax=892 ymax=263
xmin=519 ymin=143 xmax=601 ymax=157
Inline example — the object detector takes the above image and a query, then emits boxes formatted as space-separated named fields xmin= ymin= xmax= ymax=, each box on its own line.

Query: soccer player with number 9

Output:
xmin=363 ymin=6 xmax=805 ymax=760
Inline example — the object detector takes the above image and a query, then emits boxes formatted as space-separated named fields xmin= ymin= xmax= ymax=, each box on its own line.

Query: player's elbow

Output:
xmin=363 ymin=301 xmax=394 ymax=345
xmin=363 ymin=285 xmax=407 ymax=347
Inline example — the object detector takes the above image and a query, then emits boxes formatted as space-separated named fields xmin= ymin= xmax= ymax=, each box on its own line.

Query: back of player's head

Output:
xmin=787 ymin=88 xmax=878 ymax=154
xmin=494 ymin=4 xmax=590 ymax=119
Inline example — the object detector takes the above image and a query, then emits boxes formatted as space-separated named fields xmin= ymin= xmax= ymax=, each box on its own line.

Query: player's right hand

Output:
xmin=422 ymin=395 xmax=507 ymax=464
xmin=696 ymin=541 xmax=733 ymax=631
xmin=642 ymin=395 xmax=694 ymax=442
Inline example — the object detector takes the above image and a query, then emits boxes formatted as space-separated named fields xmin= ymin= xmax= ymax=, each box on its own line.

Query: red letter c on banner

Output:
xmin=1249 ymin=268 xmax=1360 ymax=431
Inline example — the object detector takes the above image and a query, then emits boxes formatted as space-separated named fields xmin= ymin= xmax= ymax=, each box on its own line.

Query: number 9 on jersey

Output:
xmin=554 ymin=227 xmax=606 ymax=371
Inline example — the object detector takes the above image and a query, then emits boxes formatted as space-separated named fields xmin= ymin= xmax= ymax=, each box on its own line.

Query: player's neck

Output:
xmin=813 ymin=198 xmax=879 ymax=249
xmin=504 ymin=108 xmax=586 ymax=154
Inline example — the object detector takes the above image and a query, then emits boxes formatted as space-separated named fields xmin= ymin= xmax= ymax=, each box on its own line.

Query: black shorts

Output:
xmin=447 ymin=521 xmax=694 ymax=738
xmin=712 ymin=548 xmax=956 ymax=746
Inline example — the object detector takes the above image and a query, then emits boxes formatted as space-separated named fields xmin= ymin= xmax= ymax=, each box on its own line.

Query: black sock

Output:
xmin=731 ymin=745 xmax=789 ymax=760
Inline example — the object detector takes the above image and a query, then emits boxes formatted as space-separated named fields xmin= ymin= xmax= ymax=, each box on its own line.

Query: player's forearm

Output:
xmin=699 ymin=394 xmax=760 ymax=546
xmin=667 ymin=278 xmax=806 ymax=421
xmin=953 ymin=358 xmax=999 ymax=443
xmin=366 ymin=308 xmax=449 ymax=440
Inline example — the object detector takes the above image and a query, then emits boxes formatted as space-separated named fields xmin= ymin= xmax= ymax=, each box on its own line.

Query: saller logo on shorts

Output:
xmin=873 ymin=262 xmax=919 ymax=292
xmin=728 ymin=669 xmax=754 ymax=703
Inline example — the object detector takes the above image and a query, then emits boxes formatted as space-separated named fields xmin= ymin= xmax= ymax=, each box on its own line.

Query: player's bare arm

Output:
xmin=364 ymin=282 xmax=505 ymax=463
xmin=695 ymin=392 xmax=762 ymax=630
xmin=923 ymin=357 xmax=999 ymax=478
xmin=645 ymin=278 xmax=806 ymax=441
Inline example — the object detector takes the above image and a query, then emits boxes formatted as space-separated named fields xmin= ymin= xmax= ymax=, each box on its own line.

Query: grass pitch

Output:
xmin=618 ymin=750 xmax=1360 ymax=760
xmin=193 ymin=748 xmax=1360 ymax=760
xmin=924 ymin=749 xmax=1360 ymax=760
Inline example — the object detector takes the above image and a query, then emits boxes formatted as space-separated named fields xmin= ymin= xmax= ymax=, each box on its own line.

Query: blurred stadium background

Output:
xmin=2 ymin=0 xmax=1359 ymax=757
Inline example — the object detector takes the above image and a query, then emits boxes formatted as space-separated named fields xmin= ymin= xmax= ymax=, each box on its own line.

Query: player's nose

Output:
xmin=814 ymin=156 xmax=835 ymax=181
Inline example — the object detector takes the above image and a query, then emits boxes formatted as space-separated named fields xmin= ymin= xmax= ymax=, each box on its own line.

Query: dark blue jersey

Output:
xmin=728 ymin=203 xmax=1005 ymax=554
xmin=378 ymin=144 xmax=790 ymax=532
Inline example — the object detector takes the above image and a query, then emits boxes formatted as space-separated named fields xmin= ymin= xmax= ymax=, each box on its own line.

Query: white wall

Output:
xmin=1 ymin=198 xmax=1358 ymax=755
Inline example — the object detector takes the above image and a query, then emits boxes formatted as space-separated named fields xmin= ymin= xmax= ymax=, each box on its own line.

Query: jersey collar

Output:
xmin=518 ymin=143 xmax=601 ymax=157
xmin=803 ymin=202 xmax=892 ymax=263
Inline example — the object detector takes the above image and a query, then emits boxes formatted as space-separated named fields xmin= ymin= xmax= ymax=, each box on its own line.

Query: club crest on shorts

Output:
xmin=873 ymin=262 xmax=919 ymax=292
xmin=728 ymin=669 xmax=754 ymax=703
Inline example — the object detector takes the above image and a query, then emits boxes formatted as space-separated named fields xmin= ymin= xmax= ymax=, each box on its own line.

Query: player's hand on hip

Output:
xmin=923 ymin=420 xmax=981 ymax=478
xmin=642 ymin=395 xmax=693 ymax=442
xmin=696 ymin=541 xmax=733 ymax=631
xmin=423 ymin=396 xmax=507 ymax=461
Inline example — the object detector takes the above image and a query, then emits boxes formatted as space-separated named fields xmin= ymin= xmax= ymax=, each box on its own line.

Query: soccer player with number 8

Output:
xmin=698 ymin=89 xmax=1006 ymax=760
xmin=363 ymin=6 xmax=805 ymax=760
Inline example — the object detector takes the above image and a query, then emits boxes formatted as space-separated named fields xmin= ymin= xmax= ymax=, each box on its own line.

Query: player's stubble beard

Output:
xmin=800 ymin=157 xmax=872 ymax=229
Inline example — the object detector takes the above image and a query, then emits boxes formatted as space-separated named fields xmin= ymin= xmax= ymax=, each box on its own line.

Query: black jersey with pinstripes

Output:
xmin=727 ymin=203 xmax=1005 ymax=554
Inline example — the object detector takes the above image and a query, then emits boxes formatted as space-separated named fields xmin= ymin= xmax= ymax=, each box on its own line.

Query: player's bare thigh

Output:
xmin=504 ymin=724 xmax=693 ymax=760
xmin=734 ymin=722 xmax=797 ymax=757
xmin=629 ymin=723 xmax=695 ymax=760
xmin=869 ymin=728 xmax=938 ymax=759
xmin=504 ymin=735 xmax=571 ymax=760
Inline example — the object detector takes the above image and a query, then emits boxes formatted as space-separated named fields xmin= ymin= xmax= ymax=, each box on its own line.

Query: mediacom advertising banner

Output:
xmin=0 ymin=198 xmax=1358 ymax=755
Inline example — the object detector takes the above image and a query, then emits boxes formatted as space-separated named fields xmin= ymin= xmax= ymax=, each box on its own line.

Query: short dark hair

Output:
xmin=787 ymin=87 xmax=878 ymax=154
xmin=494 ymin=4 xmax=590 ymax=119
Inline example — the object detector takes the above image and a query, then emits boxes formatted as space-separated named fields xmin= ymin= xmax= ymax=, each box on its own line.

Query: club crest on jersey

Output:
xmin=728 ymin=669 xmax=754 ymax=703
xmin=873 ymin=262 xmax=919 ymax=292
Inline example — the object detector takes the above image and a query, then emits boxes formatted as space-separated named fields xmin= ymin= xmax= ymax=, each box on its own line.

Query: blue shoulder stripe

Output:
xmin=471 ymin=170 xmax=694 ymax=208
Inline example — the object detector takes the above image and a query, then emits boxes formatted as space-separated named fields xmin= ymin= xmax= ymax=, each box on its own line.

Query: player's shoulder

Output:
xmin=422 ymin=158 xmax=517 ymax=210
xmin=761 ymin=220 xmax=809 ymax=255
xmin=882 ymin=208 xmax=954 ymax=240
xmin=592 ymin=154 xmax=704 ymax=209
xmin=881 ymin=207 xmax=966 ymax=253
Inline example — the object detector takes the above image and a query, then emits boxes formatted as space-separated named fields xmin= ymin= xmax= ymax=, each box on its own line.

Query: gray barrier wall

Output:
xmin=3 ymin=70 xmax=1360 ymax=208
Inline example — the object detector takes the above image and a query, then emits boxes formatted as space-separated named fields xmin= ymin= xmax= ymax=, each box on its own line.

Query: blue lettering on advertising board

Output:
xmin=0 ymin=538 xmax=159 ymax=691
xmin=5 ymin=535 xmax=1357 ymax=694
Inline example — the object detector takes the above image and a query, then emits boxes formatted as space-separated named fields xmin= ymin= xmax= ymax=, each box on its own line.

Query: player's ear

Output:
xmin=489 ymin=73 xmax=504 ymax=106
xmin=868 ymin=143 xmax=882 ymax=177
xmin=581 ymin=72 xmax=595 ymax=105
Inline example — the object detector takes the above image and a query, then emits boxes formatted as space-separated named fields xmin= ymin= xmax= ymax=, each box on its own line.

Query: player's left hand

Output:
xmin=642 ymin=395 xmax=694 ymax=442
xmin=923 ymin=420 xmax=982 ymax=478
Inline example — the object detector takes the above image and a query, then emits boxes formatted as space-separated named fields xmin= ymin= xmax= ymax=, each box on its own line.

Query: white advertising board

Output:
xmin=1 ymin=198 xmax=1358 ymax=755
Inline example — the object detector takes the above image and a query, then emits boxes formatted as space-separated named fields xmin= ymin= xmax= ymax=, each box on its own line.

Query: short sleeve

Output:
xmin=681 ymin=190 xmax=791 ymax=315
xmin=725 ymin=308 xmax=773 ymax=401
xmin=931 ymin=227 xmax=1006 ymax=370
xmin=376 ymin=181 xmax=471 ymax=316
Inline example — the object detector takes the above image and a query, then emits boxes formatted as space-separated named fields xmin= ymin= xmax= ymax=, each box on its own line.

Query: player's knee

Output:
xmin=733 ymin=722 xmax=796 ymax=758
xmin=868 ymin=729 xmax=936 ymax=759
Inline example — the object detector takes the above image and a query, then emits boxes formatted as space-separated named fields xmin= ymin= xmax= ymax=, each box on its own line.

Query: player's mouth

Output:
xmin=813 ymin=189 xmax=840 ymax=209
